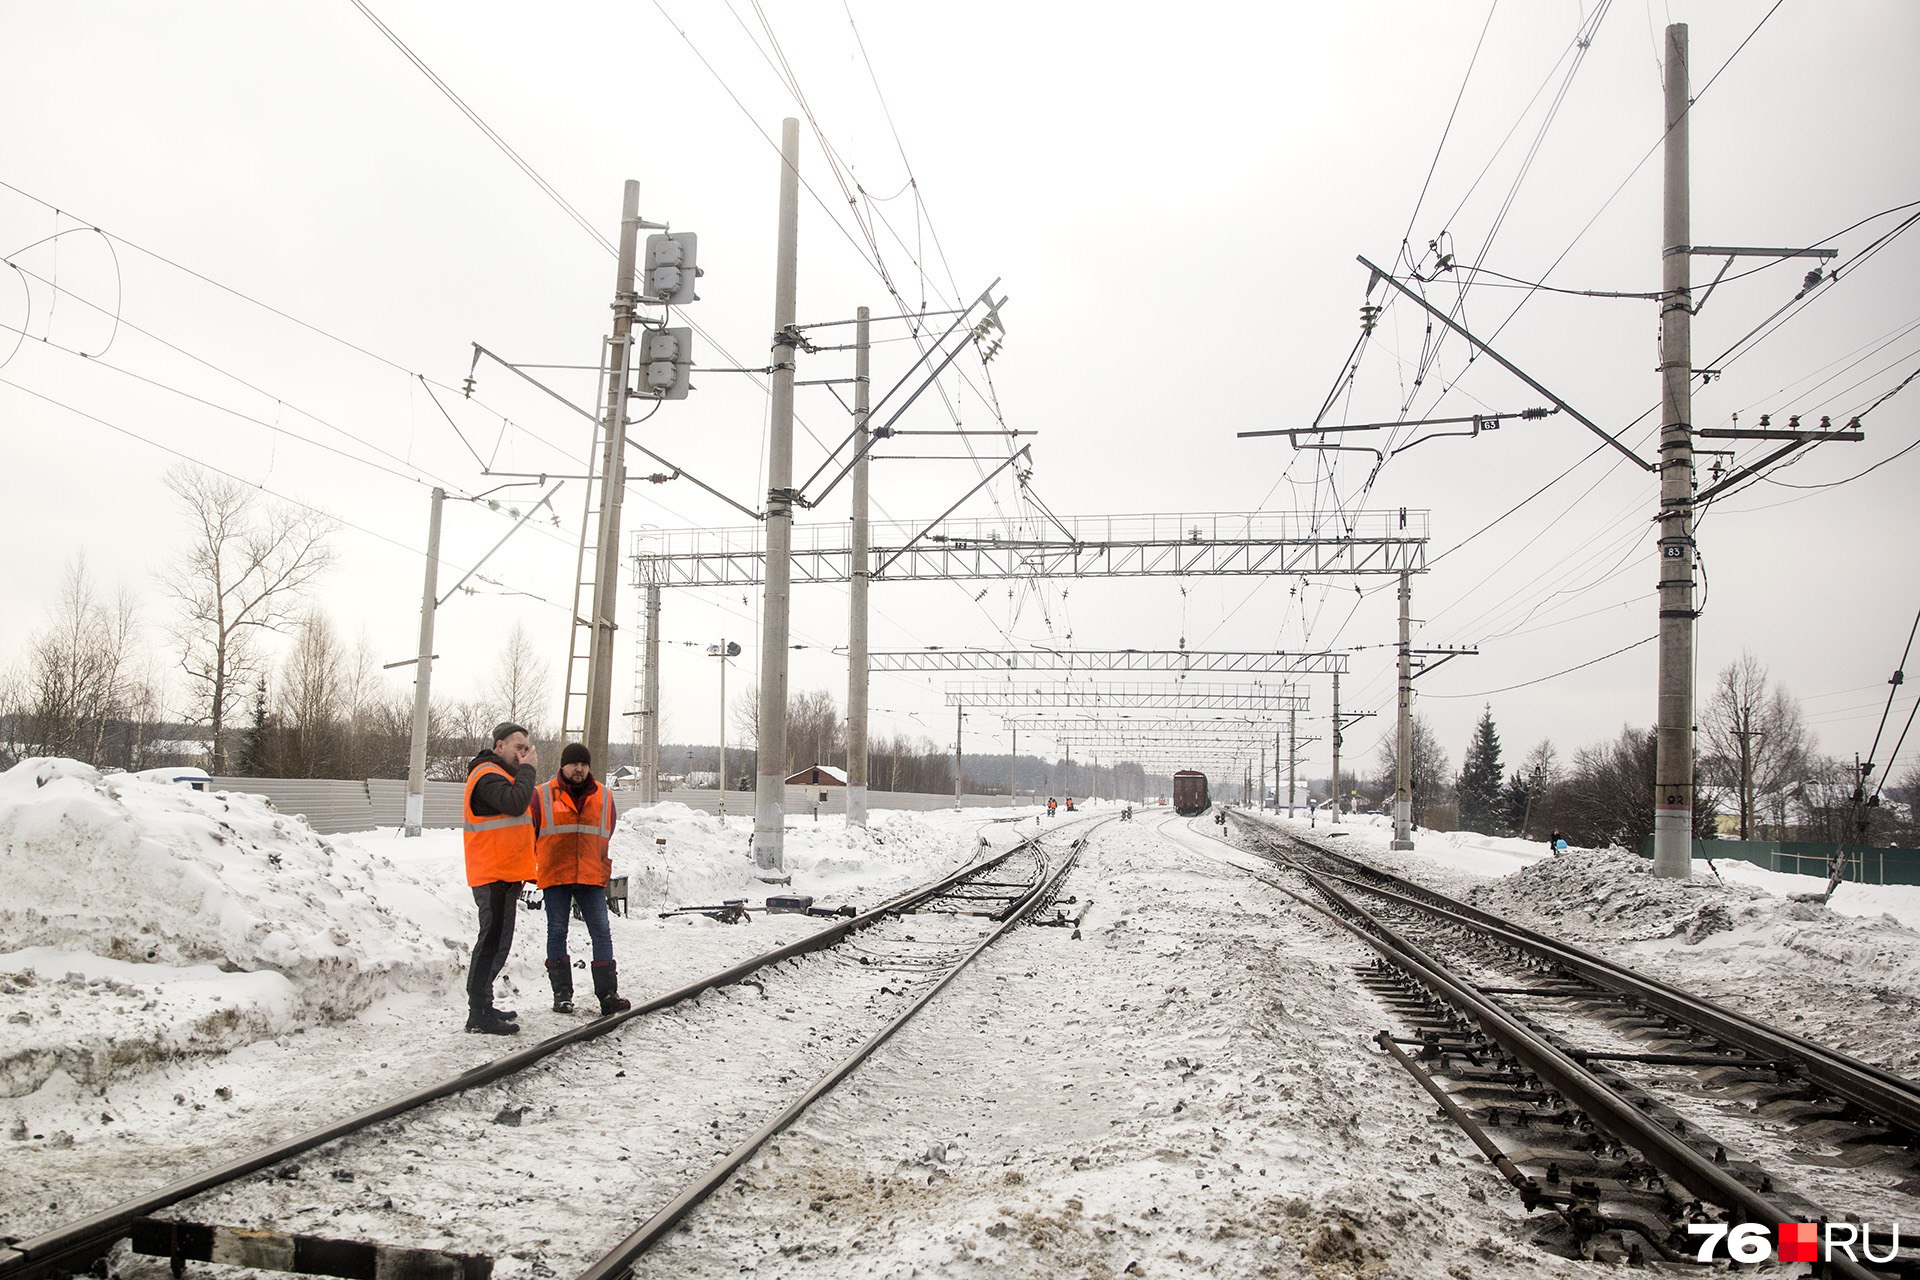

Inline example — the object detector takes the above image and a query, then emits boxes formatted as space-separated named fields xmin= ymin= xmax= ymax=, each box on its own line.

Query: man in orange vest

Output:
xmin=535 ymin=743 xmax=631 ymax=1016
xmin=462 ymin=722 xmax=539 ymax=1035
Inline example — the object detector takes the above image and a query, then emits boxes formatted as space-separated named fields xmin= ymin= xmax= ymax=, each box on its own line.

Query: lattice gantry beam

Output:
xmin=631 ymin=510 xmax=1428 ymax=587
xmin=945 ymin=682 xmax=1308 ymax=711
xmin=869 ymin=649 xmax=1348 ymax=675
xmin=1003 ymin=717 xmax=1304 ymax=734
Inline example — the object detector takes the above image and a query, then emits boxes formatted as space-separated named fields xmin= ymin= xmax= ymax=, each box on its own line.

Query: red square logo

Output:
xmin=1778 ymin=1222 xmax=1818 ymax=1263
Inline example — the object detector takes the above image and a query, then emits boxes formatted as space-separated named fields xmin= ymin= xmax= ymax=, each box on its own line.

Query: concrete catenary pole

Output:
xmin=1287 ymin=706 xmax=1297 ymax=818
xmin=403 ymin=486 xmax=444 ymax=837
xmin=953 ymin=705 xmax=964 ymax=811
xmin=1652 ymin=24 xmax=1696 ymax=880
xmin=641 ymin=582 xmax=661 ymax=802
xmin=1392 ymin=570 xmax=1415 ymax=850
xmin=846 ymin=305 xmax=871 ymax=828
xmin=717 ymin=644 xmax=728 ymax=819
xmin=585 ymin=180 xmax=643 ymax=765
xmin=1009 ymin=724 xmax=1017 ymax=806
xmin=1258 ymin=740 xmax=1267 ymax=812
xmin=1331 ymin=670 xmax=1343 ymax=818
xmin=754 ymin=120 xmax=801 ymax=876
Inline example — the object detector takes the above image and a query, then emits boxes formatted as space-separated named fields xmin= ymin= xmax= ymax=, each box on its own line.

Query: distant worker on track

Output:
xmin=1064 ymin=797 xmax=1076 ymax=812
xmin=535 ymin=743 xmax=631 ymax=1017
xmin=463 ymin=722 xmax=539 ymax=1036
xmin=1046 ymin=797 xmax=1057 ymax=819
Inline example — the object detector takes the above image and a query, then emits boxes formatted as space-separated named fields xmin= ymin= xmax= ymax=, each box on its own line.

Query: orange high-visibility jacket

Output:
xmin=463 ymin=762 xmax=537 ymax=886
xmin=533 ymin=777 xmax=615 ymax=889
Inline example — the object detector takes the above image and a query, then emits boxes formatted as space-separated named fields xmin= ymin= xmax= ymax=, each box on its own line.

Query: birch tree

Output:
xmin=162 ymin=466 xmax=335 ymax=772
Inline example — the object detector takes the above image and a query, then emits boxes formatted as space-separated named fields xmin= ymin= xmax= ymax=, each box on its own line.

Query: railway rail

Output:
xmin=1223 ymin=809 xmax=1920 ymax=1275
xmin=0 ymin=817 xmax=1100 ymax=1280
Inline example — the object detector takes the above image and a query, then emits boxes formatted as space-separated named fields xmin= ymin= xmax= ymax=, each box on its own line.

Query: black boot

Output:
xmin=547 ymin=958 xmax=575 ymax=1014
xmin=464 ymin=1008 xmax=520 ymax=1036
xmin=591 ymin=961 xmax=631 ymax=1015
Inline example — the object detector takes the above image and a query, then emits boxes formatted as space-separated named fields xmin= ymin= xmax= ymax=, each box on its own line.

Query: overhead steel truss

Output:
xmin=631 ymin=510 xmax=1428 ymax=587
xmin=1005 ymin=717 xmax=1298 ymax=735
xmin=945 ymin=682 xmax=1307 ymax=711
xmin=868 ymin=648 xmax=1348 ymax=675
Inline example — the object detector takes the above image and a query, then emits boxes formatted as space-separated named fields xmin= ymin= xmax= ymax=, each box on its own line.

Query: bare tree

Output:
xmin=15 ymin=557 xmax=145 ymax=765
xmin=1702 ymin=652 xmax=1810 ymax=839
xmin=1370 ymin=712 xmax=1450 ymax=827
xmin=274 ymin=609 xmax=347 ymax=776
xmin=488 ymin=621 xmax=552 ymax=735
xmin=162 ymin=466 xmax=335 ymax=772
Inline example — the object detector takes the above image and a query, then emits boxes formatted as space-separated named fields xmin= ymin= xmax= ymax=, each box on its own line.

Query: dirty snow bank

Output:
xmin=0 ymin=759 xmax=470 ymax=1096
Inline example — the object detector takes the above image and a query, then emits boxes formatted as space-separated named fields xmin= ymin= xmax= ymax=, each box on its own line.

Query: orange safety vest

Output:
xmin=463 ymin=762 xmax=537 ymax=887
xmin=532 ymin=777 xmax=615 ymax=889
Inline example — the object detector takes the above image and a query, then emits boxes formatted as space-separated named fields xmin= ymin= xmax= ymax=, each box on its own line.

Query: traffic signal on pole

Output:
xmin=635 ymin=327 xmax=693 ymax=400
xmin=642 ymin=232 xmax=700 ymax=305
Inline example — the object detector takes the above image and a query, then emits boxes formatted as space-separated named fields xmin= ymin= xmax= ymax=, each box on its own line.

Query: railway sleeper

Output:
xmin=128 ymin=1218 xmax=490 ymax=1280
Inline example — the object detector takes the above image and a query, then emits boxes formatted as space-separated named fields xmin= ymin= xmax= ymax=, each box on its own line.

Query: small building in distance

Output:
xmin=784 ymin=764 xmax=848 ymax=788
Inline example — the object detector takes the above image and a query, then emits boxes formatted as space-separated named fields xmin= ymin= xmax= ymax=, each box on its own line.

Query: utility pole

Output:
xmin=953 ymin=705 xmax=965 ymax=811
xmin=585 ymin=180 xmax=642 ymax=765
xmin=1287 ymin=706 xmax=1297 ymax=818
xmin=1392 ymin=570 xmax=1415 ymax=850
xmin=403 ymin=487 xmax=444 ymax=837
xmin=711 ymin=642 xmax=735 ymax=818
xmin=1009 ymin=724 xmax=1017 ymax=806
xmin=754 ymin=119 xmax=800 ymax=878
xmin=1652 ymin=23 xmax=1695 ymax=880
xmin=1331 ymin=670 xmax=1343 ymax=819
xmin=1258 ymin=740 xmax=1267 ymax=812
xmin=1733 ymin=723 xmax=1763 ymax=839
xmin=846 ymin=305 xmax=871 ymax=828
xmin=641 ymin=581 xmax=661 ymax=802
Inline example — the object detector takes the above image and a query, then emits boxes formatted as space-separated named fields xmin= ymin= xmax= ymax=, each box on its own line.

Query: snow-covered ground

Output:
xmin=6 ymin=763 xmax=1920 ymax=1276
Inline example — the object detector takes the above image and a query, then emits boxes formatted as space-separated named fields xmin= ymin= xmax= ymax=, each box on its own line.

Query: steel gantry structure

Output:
xmin=630 ymin=510 xmax=1427 ymax=587
xmin=942 ymin=682 xmax=1308 ymax=712
xmin=867 ymin=648 xmax=1349 ymax=675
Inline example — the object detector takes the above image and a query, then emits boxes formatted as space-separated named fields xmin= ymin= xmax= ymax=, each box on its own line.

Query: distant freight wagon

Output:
xmin=1172 ymin=770 xmax=1210 ymax=817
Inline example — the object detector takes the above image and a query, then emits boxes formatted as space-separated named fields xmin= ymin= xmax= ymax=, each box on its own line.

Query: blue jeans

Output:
xmin=543 ymin=884 xmax=613 ymax=964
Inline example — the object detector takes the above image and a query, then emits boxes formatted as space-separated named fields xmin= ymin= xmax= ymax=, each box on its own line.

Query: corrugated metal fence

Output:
xmin=212 ymin=777 xmax=1033 ymax=835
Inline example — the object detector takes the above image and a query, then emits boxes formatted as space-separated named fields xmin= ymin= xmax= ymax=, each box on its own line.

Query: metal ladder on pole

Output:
xmin=559 ymin=339 xmax=614 ymax=745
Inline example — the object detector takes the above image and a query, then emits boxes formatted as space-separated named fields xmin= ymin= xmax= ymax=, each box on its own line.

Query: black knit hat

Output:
xmin=560 ymin=742 xmax=592 ymax=768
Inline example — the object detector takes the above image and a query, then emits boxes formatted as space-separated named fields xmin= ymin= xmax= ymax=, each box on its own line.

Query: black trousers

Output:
xmin=468 ymin=880 xmax=520 ymax=1014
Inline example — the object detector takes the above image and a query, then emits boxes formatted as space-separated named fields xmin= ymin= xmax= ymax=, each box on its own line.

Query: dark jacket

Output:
xmin=467 ymin=748 xmax=538 ymax=820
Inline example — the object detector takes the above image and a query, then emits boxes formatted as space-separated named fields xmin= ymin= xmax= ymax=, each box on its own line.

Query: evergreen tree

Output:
xmin=1457 ymin=703 xmax=1505 ymax=834
xmin=235 ymin=678 xmax=268 ymax=776
xmin=1501 ymin=769 xmax=1530 ymax=836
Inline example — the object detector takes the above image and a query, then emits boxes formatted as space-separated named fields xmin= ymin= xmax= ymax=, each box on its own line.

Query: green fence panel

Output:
xmin=1636 ymin=837 xmax=1920 ymax=886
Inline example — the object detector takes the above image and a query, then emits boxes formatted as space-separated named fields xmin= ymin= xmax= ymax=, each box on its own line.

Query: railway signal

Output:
xmin=642 ymin=231 xmax=701 ymax=304
xmin=635 ymin=327 xmax=694 ymax=400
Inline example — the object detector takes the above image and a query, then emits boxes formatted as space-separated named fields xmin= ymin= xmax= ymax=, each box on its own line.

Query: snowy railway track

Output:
xmin=1225 ymin=810 xmax=1920 ymax=1275
xmin=0 ymin=821 xmax=1097 ymax=1280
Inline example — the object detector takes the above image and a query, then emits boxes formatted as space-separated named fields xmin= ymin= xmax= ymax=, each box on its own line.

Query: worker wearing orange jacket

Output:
xmin=535 ymin=743 xmax=630 ymax=1016
xmin=462 ymin=722 xmax=539 ymax=1036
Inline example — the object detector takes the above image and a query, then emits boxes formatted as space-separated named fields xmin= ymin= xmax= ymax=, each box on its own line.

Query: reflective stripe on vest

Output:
xmin=463 ymin=761 xmax=537 ymax=886
xmin=533 ymin=778 xmax=613 ymax=889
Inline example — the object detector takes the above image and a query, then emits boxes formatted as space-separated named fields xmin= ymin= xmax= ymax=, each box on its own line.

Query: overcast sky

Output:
xmin=4 ymin=1 xmax=1916 ymax=789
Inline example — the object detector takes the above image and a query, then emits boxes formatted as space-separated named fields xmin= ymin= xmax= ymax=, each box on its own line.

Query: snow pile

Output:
xmin=1464 ymin=846 xmax=1762 ymax=943
xmin=611 ymin=802 xmax=1003 ymax=910
xmin=0 ymin=759 xmax=469 ymax=1096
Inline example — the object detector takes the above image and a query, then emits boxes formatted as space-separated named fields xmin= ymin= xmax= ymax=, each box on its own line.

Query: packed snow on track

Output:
xmin=0 ymin=758 xmax=1023 ymax=1240
xmin=8 ymin=767 xmax=1920 ymax=1277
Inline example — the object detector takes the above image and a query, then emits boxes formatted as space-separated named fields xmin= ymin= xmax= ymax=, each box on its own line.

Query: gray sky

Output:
xmin=4 ymin=1 xmax=1916 ymax=787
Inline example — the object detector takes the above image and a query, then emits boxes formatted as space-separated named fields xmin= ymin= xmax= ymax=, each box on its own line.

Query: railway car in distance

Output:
xmin=1172 ymin=770 xmax=1210 ymax=816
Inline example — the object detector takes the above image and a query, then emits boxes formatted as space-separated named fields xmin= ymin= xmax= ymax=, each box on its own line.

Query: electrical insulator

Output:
xmin=634 ymin=327 xmax=694 ymax=400
xmin=642 ymin=233 xmax=702 ymax=305
xmin=1360 ymin=304 xmax=1381 ymax=334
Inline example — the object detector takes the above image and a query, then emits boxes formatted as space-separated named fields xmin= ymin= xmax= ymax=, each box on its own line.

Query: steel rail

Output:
xmin=1237 ymin=813 xmax=1920 ymax=1137
xmin=1250 ymin=850 xmax=1880 ymax=1280
xmin=574 ymin=822 xmax=1105 ymax=1280
xmin=0 ymin=846 xmax=1044 ymax=1280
